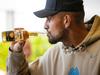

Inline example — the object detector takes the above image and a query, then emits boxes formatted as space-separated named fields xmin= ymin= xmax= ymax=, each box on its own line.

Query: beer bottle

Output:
xmin=2 ymin=28 xmax=39 ymax=42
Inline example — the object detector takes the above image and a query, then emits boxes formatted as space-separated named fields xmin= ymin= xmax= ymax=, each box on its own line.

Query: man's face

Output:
xmin=44 ymin=12 xmax=67 ymax=44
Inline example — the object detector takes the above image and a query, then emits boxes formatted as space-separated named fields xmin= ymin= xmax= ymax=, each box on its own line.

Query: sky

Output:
xmin=0 ymin=0 xmax=100 ymax=41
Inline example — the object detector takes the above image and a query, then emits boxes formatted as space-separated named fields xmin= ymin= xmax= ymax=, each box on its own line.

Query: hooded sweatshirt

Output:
xmin=7 ymin=15 xmax=100 ymax=75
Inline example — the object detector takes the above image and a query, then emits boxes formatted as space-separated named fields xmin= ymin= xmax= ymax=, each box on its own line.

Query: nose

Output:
xmin=44 ymin=19 xmax=49 ymax=30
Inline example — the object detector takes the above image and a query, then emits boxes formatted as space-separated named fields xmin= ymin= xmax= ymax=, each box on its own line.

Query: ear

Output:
xmin=64 ymin=15 xmax=71 ymax=29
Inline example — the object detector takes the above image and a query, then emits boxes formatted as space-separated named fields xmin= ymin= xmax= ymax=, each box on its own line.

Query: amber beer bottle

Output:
xmin=2 ymin=28 xmax=38 ymax=42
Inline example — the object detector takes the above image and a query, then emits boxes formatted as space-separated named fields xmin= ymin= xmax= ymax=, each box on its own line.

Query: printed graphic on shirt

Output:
xmin=68 ymin=67 xmax=80 ymax=75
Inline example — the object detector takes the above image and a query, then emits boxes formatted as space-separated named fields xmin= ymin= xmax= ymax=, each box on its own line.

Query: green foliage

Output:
xmin=29 ymin=34 xmax=51 ymax=61
xmin=0 ymin=34 xmax=51 ymax=71
xmin=0 ymin=42 xmax=9 ymax=70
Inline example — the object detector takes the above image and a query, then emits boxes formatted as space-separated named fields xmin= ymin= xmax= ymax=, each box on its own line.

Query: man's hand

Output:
xmin=10 ymin=40 xmax=25 ymax=52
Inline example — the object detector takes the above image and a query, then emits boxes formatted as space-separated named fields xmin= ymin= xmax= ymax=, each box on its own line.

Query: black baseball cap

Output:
xmin=33 ymin=0 xmax=84 ymax=18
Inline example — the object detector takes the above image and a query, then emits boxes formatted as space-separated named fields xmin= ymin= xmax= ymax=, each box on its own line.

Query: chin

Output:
xmin=49 ymin=40 xmax=57 ymax=44
xmin=47 ymin=32 xmax=63 ymax=44
xmin=48 ymin=37 xmax=61 ymax=44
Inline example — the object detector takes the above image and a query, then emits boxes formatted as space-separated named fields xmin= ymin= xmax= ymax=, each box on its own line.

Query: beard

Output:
xmin=48 ymin=35 xmax=61 ymax=44
xmin=47 ymin=31 xmax=64 ymax=44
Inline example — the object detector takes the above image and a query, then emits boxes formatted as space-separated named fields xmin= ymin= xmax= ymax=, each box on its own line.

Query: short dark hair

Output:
xmin=75 ymin=11 xmax=85 ymax=24
xmin=67 ymin=10 xmax=85 ymax=24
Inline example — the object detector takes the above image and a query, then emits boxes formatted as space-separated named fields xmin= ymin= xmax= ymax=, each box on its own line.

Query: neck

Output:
xmin=62 ymin=23 xmax=88 ymax=47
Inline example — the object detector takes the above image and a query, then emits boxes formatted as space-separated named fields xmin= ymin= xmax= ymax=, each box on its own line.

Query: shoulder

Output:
xmin=87 ymin=40 xmax=100 ymax=58
xmin=88 ymin=40 xmax=100 ymax=50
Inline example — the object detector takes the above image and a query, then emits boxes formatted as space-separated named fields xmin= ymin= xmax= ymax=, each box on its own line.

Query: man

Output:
xmin=7 ymin=0 xmax=100 ymax=75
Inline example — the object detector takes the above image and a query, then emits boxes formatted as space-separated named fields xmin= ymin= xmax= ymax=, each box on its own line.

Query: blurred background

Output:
xmin=0 ymin=0 xmax=100 ymax=74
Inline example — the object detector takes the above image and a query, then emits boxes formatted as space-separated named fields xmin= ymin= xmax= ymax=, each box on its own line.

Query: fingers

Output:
xmin=10 ymin=41 xmax=17 ymax=46
xmin=10 ymin=40 xmax=26 ymax=52
xmin=10 ymin=41 xmax=17 ymax=50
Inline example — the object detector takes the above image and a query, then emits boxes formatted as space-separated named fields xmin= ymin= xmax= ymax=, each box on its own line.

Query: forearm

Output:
xmin=7 ymin=51 xmax=30 ymax=75
xmin=6 ymin=41 xmax=44 ymax=75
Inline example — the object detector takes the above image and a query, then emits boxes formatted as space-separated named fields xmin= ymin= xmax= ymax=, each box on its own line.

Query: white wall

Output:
xmin=84 ymin=0 xmax=100 ymax=21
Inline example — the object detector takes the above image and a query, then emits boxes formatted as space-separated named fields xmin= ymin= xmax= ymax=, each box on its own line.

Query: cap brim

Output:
xmin=33 ymin=9 xmax=59 ymax=18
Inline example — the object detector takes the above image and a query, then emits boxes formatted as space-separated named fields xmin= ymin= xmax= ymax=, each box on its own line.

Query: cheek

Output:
xmin=51 ymin=19 xmax=64 ymax=29
xmin=50 ymin=21 xmax=65 ymax=36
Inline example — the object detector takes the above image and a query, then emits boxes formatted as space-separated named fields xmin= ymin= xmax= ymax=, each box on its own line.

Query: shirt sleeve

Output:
xmin=6 ymin=48 xmax=44 ymax=75
xmin=7 ymin=50 xmax=31 ymax=75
